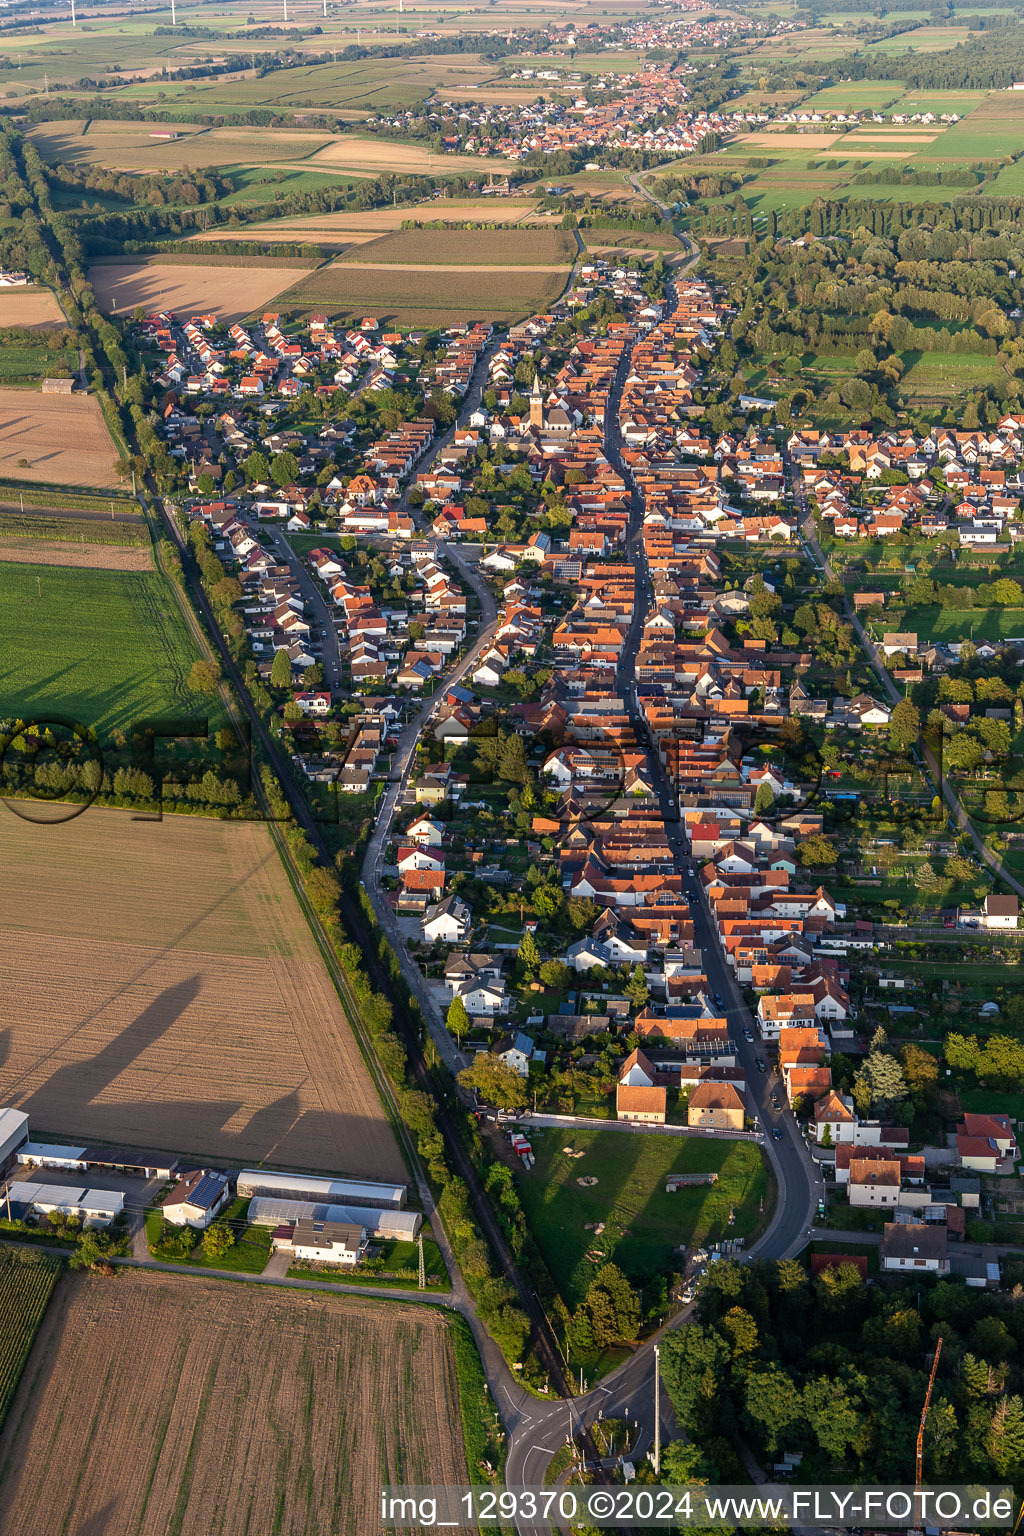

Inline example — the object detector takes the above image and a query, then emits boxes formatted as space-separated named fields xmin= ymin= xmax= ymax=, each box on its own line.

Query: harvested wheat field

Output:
xmin=30 ymin=120 xmax=332 ymax=171
xmin=306 ymin=136 xmax=485 ymax=175
xmin=190 ymin=199 xmax=543 ymax=245
xmin=87 ymin=261 xmax=312 ymax=322
xmin=0 ymin=810 xmax=404 ymax=1179
xmin=0 ymin=288 xmax=65 ymax=329
xmin=0 ymin=390 xmax=118 ymax=488
xmin=737 ymin=130 xmax=841 ymax=149
xmin=0 ymin=1271 xmax=465 ymax=1536
xmin=0 ymin=536 xmax=152 ymax=570
xmin=344 ymin=226 xmax=575 ymax=265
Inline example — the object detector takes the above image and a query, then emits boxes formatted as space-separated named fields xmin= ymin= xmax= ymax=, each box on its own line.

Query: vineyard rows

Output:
xmin=0 ymin=1247 xmax=61 ymax=1432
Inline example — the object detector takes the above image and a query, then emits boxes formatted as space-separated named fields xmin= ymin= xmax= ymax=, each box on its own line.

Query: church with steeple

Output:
xmin=529 ymin=372 xmax=545 ymax=430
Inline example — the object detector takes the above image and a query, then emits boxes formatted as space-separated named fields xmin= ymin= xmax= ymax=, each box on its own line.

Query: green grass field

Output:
xmin=801 ymin=81 xmax=903 ymax=110
xmin=0 ymin=561 xmax=216 ymax=736
xmin=895 ymin=604 xmax=1024 ymax=642
xmin=516 ymin=1129 xmax=769 ymax=1310
xmin=0 ymin=342 xmax=77 ymax=386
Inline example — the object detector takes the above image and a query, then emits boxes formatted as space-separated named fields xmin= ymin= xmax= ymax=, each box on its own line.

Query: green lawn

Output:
xmin=0 ymin=342 xmax=77 ymax=385
xmin=146 ymin=1201 xmax=272 ymax=1273
xmin=516 ymin=1129 xmax=770 ymax=1311
xmin=895 ymin=604 xmax=1024 ymax=643
xmin=958 ymin=1084 xmax=1024 ymax=1120
xmin=800 ymin=81 xmax=903 ymax=110
xmin=0 ymin=561 xmax=218 ymax=737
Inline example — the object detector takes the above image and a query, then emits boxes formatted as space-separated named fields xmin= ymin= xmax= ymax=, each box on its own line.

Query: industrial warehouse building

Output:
xmin=16 ymin=1140 xmax=177 ymax=1180
xmin=6 ymin=1180 xmax=124 ymax=1228
xmin=248 ymin=1196 xmax=421 ymax=1241
xmin=236 ymin=1170 xmax=406 ymax=1210
xmin=0 ymin=1108 xmax=29 ymax=1175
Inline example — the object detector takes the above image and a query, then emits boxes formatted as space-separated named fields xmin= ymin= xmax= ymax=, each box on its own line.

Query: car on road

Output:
xmin=770 ymin=1093 xmax=781 ymax=1109
xmin=756 ymin=1058 xmax=766 ymax=1073
xmin=771 ymin=1127 xmax=783 ymax=1140
xmin=743 ymin=1028 xmax=754 ymax=1041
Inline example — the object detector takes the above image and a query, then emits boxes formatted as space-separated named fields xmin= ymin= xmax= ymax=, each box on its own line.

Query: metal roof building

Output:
xmin=236 ymin=1170 xmax=406 ymax=1210
xmin=7 ymin=1180 xmax=123 ymax=1227
xmin=247 ymin=1196 xmax=421 ymax=1241
xmin=0 ymin=1108 xmax=29 ymax=1174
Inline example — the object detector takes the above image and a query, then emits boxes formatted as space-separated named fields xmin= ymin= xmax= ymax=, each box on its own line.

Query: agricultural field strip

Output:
xmin=87 ymin=263 xmax=312 ymax=324
xmin=0 ymin=538 xmax=152 ymax=570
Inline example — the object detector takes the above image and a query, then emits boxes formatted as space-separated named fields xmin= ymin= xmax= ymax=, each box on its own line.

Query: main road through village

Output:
xmin=155 ymin=221 xmax=821 ymax=1536
xmin=352 ymin=244 xmax=821 ymax=1533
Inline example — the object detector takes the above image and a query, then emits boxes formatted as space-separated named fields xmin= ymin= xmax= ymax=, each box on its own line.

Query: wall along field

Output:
xmin=0 ymin=1271 xmax=466 ymax=1536
xmin=0 ymin=810 xmax=406 ymax=1181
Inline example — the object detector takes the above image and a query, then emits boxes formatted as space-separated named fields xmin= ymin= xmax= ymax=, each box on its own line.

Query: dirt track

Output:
xmin=0 ymin=810 xmax=404 ymax=1179
xmin=0 ymin=1270 xmax=466 ymax=1536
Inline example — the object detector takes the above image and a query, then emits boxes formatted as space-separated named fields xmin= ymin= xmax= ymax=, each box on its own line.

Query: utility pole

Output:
xmin=417 ymin=1231 xmax=426 ymax=1289
xmin=171 ymin=0 xmax=176 ymax=22
xmin=653 ymin=1345 xmax=661 ymax=1476
xmin=70 ymin=0 xmax=76 ymax=25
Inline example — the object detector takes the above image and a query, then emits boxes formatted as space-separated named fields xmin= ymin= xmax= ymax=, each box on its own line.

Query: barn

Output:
xmin=247 ymin=1197 xmax=421 ymax=1241
xmin=236 ymin=1169 xmax=406 ymax=1210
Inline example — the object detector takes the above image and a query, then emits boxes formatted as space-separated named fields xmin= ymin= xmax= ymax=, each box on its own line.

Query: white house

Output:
xmin=492 ymin=1031 xmax=545 ymax=1077
xmin=160 ymin=1169 xmax=232 ymax=1229
xmin=422 ymin=894 xmax=471 ymax=943
xmin=288 ymin=1219 xmax=367 ymax=1265
xmin=407 ymin=814 xmax=445 ymax=847
xmin=983 ymin=894 xmax=1019 ymax=929
xmin=880 ymin=1222 xmax=948 ymax=1274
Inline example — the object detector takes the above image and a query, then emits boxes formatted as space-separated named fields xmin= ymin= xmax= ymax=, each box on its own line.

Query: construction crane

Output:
xmin=915 ymin=1337 xmax=943 ymax=1487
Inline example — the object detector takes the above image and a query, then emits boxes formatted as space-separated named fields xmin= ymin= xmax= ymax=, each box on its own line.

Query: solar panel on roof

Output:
xmin=185 ymin=1174 xmax=227 ymax=1209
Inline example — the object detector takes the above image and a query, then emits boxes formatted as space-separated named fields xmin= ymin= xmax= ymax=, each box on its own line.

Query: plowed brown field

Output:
xmin=0 ymin=810 xmax=404 ymax=1179
xmin=0 ymin=1271 xmax=465 ymax=1536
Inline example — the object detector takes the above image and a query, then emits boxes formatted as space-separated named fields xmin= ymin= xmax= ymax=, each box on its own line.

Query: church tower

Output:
xmin=529 ymin=372 xmax=544 ymax=430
